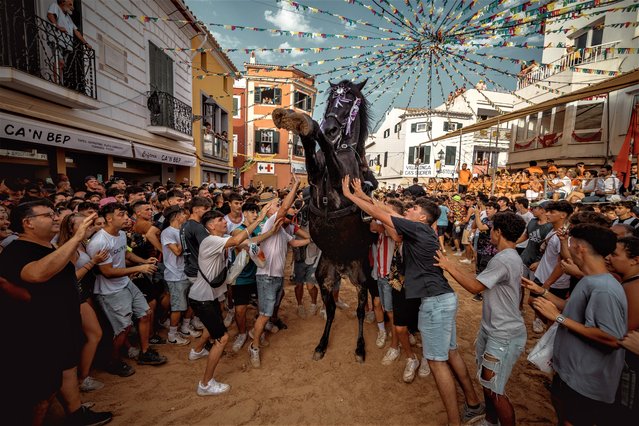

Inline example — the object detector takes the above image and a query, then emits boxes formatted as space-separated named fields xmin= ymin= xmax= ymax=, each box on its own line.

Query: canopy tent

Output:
xmin=422 ymin=69 xmax=639 ymax=145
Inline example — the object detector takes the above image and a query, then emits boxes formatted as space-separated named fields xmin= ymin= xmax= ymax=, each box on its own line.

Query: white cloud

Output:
xmin=210 ymin=31 xmax=242 ymax=49
xmin=344 ymin=21 xmax=357 ymax=32
xmin=526 ymin=34 xmax=543 ymax=44
xmin=256 ymin=42 xmax=306 ymax=63
xmin=264 ymin=2 xmax=315 ymax=33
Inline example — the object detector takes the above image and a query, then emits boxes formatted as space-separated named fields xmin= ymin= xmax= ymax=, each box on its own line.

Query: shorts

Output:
xmin=365 ymin=275 xmax=379 ymax=299
xmin=392 ymin=286 xmax=420 ymax=328
xmin=232 ymin=283 xmax=257 ymax=306
xmin=419 ymin=292 xmax=458 ymax=361
xmin=166 ymin=279 xmax=191 ymax=311
xmin=475 ymin=327 xmax=526 ymax=395
xmin=437 ymin=226 xmax=447 ymax=237
xmin=95 ymin=281 xmax=150 ymax=336
xmin=551 ymin=374 xmax=614 ymax=426
xmin=376 ymin=278 xmax=393 ymax=312
xmin=188 ymin=298 xmax=226 ymax=340
xmin=458 ymin=184 xmax=468 ymax=194
xmin=293 ymin=261 xmax=317 ymax=285
xmin=256 ymin=275 xmax=283 ymax=317
xmin=132 ymin=274 xmax=165 ymax=303
xmin=452 ymin=225 xmax=463 ymax=240
xmin=461 ymin=229 xmax=471 ymax=245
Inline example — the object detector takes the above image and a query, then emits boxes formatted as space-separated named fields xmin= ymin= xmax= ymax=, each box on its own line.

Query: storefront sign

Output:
xmin=291 ymin=162 xmax=307 ymax=174
xmin=256 ymin=162 xmax=275 ymax=174
xmin=403 ymin=164 xmax=456 ymax=177
xmin=0 ymin=112 xmax=133 ymax=158
xmin=133 ymin=144 xmax=196 ymax=167
xmin=0 ymin=148 xmax=48 ymax=160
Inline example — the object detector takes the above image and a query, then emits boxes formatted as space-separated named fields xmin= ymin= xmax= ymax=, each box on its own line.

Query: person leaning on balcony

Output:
xmin=47 ymin=0 xmax=92 ymax=50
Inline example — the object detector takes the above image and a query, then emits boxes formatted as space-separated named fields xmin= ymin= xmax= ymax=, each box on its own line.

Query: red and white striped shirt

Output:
xmin=373 ymin=226 xmax=395 ymax=279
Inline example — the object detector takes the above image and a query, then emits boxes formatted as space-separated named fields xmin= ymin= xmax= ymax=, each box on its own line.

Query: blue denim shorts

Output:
xmin=475 ymin=327 xmax=527 ymax=395
xmin=293 ymin=261 xmax=317 ymax=285
xmin=256 ymin=275 xmax=283 ymax=317
xmin=166 ymin=279 xmax=191 ymax=311
xmin=95 ymin=281 xmax=150 ymax=336
xmin=419 ymin=292 xmax=458 ymax=361
xmin=377 ymin=277 xmax=393 ymax=312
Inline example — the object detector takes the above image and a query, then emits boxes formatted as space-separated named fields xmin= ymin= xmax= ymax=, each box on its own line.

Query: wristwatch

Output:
xmin=555 ymin=314 xmax=566 ymax=325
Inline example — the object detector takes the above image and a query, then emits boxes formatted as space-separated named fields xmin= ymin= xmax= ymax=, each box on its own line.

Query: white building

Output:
xmin=0 ymin=0 xmax=201 ymax=184
xmin=508 ymin=0 xmax=639 ymax=168
xmin=367 ymin=89 xmax=515 ymax=185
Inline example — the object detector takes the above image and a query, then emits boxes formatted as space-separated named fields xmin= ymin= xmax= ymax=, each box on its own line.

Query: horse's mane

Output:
xmin=323 ymin=79 xmax=370 ymax=151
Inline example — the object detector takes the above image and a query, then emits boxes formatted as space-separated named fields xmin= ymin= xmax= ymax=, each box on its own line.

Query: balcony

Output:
xmin=202 ymin=134 xmax=229 ymax=162
xmin=0 ymin=10 xmax=99 ymax=109
xmin=146 ymin=91 xmax=193 ymax=140
xmin=517 ymin=41 xmax=620 ymax=89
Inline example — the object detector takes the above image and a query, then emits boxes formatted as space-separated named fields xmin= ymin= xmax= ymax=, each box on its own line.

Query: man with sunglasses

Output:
xmin=0 ymin=200 xmax=112 ymax=425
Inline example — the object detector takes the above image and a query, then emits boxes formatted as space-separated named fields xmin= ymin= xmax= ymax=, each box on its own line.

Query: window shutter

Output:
xmin=255 ymin=130 xmax=261 ymax=153
xmin=384 ymin=152 xmax=388 ymax=167
xmin=293 ymin=91 xmax=299 ymax=108
xmin=445 ymin=146 xmax=456 ymax=165
xmin=274 ymin=88 xmax=282 ymax=105
xmin=423 ymin=146 xmax=431 ymax=163
xmin=411 ymin=123 xmax=416 ymax=133
xmin=408 ymin=147 xmax=415 ymax=164
xmin=254 ymin=87 xmax=261 ymax=104
xmin=273 ymin=130 xmax=280 ymax=153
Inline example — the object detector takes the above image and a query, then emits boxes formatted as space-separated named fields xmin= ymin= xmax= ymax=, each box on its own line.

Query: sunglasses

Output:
xmin=285 ymin=213 xmax=295 ymax=220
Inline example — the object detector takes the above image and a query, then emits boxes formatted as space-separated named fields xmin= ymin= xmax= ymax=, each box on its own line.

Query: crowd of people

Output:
xmin=1 ymin=165 xmax=638 ymax=425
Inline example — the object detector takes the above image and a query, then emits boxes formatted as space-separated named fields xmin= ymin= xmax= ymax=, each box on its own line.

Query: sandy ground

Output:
xmin=47 ymin=253 xmax=557 ymax=425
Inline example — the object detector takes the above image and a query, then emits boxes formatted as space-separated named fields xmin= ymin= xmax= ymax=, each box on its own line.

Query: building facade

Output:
xmin=0 ymin=0 xmax=201 ymax=185
xmin=191 ymin=32 xmax=238 ymax=186
xmin=508 ymin=0 xmax=639 ymax=168
xmin=231 ymin=79 xmax=246 ymax=187
xmin=237 ymin=57 xmax=316 ymax=189
xmin=367 ymin=89 xmax=514 ymax=186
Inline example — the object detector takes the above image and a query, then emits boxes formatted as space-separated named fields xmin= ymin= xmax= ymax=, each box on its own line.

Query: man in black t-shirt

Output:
xmin=342 ymin=176 xmax=485 ymax=425
xmin=0 ymin=200 xmax=111 ymax=425
xmin=404 ymin=177 xmax=426 ymax=198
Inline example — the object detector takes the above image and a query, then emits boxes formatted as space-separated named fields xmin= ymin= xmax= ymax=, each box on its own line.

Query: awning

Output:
xmin=0 ymin=111 xmax=133 ymax=157
xmin=132 ymin=143 xmax=196 ymax=167
xmin=425 ymin=69 xmax=639 ymax=144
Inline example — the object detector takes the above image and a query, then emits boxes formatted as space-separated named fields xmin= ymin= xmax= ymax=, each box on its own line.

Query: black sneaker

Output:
xmin=149 ymin=334 xmax=166 ymax=344
xmin=472 ymin=293 xmax=483 ymax=302
xmin=67 ymin=405 xmax=113 ymax=426
xmin=272 ymin=318 xmax=288 ymax=330
xmin=137 ymin=348 xmax=167 ymax=365
xmin=106 ymin=361 xmax=135 ymax=377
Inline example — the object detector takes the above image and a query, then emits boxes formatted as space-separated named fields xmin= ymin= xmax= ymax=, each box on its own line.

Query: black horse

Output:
xmin=273 ymin=79 xmax=377 ymax=362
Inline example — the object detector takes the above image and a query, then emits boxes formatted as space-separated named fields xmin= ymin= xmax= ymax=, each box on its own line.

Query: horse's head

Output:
xmin=321 ymin=79 xmax=369 ymax=147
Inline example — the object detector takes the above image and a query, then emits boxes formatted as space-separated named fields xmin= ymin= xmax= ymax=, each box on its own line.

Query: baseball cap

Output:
xmin=85 ymin=175 xmax=97 ymax=182
xmin=531 ymin=200 xmax=551 ymax=209
xmin=98 ymin=197 xmax=117 ymax=208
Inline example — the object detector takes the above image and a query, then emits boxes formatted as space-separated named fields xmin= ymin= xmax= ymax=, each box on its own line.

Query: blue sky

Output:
xmin=185 ymin=0 xmax=543 ymax=128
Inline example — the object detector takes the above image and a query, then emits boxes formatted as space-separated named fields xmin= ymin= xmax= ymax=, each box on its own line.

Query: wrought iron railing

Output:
xmin=147 ymin=90 xmax=193 ymax=136
xmin=0 ymin=9 xmax=97 ymax=99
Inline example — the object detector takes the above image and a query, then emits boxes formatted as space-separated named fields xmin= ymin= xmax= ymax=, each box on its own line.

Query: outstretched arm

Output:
xmin=342 ymin=176 xmax=395 ymax=228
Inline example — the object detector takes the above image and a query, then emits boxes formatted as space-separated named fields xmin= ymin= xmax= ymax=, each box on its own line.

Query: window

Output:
xmin=254 ymin=87 xmax=281 ymax=105
xmin=525 ymin=114 xmax=538 ymax=139
xmin=515 ymin=118 xmax=526 ymax=141
xmin=407 ymin=146 xmax=430 ymax=164
xmin=233 ymin=134 xmax=238 ymax=157
xmin=445 ymin=146 xmax=456 ymax=166
xmin=575 ymin=102 xmax=603 ymax=130
xmin=394 ymin=123 xmax=401 ymax=133
xmin=293 ymin=91 xmax=312 ymax=112
xmin=149 ymin=41 xmax=173 ymax=94
xmin=540 ymin=109 xmax=553 ymax=135
xmin=383 ymin=129 xmax=390 ymax=138
xmin=292 ymin=135 xmax=304 ymax=157
xmin=575 ymin=32 xmax=588 ymax=50
xmin=554 ymin=105 xmax=566 ymax=133
xmin=255 ymin=129 xmax=280 ymax=154
xmin=443 ymin=121 xmax=463 ymax=131
xmin=232 ymin=96 xmax=241 ymax=118
xmin=410 ymin=122 xmax=432 ymax=132
xmin=591 ymin=24 xmax=604 ymax=46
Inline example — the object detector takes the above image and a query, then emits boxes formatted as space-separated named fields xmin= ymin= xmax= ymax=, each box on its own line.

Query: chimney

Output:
xmin=249 ymin=52 xmax=256 ymax=64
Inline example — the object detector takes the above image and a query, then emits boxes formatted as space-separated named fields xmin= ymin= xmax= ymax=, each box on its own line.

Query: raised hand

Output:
xmin=434 ymin=250 xmax=452 ymax=271
xmin=92 ymin=249 xmax=109 ymax=264
xmin=75 ymin=213 xmax=98 ymax=241
xmin=341 ymin=175 xmax=353 ymax=198
xmin=521 ymin=276 xmax=544 ymax=295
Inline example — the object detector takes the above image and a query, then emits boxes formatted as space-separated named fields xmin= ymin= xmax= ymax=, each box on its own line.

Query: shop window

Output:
xmin=293 ymin=91 xmax=312 ymax=112
xmin=445 ymin=146 xmax=456 ymax=166
xmin=443 ymin=121 xmax=463 ymax=131
xmin=574 ymin=102 xmax=603 ymax=130
xmin=410 ymin=122 xmax=432 ymax=132
xmin=254 ymin=87 xmax=281 ymax=105
xmin=255 ymin=129 xmax=280 ymax=154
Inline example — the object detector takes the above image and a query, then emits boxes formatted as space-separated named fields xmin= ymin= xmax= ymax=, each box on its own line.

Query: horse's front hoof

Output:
xmin=313 ymin=349 xmax=326 ymax=361
xmin=272 ymin=108 xmax=293 ymax=129
xmin=272 ymin=108 xmax=313 ymax=136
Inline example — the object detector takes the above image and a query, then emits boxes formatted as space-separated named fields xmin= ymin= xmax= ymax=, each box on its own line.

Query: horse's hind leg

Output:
xmin=313 ymin=258 xmax=336 ymax=360
xmin=355 ymin=283 xmax=367 ymax=363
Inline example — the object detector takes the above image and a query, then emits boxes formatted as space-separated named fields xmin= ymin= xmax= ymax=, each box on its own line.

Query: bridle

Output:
xmin=321 ymin=85 xmax=362 ymax=148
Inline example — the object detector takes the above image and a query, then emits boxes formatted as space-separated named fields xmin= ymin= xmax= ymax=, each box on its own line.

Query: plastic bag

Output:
xmin=527 ymin=323 xmax=558 ymax=373
xmin=225 ymin=250 xmax=249 ymax=285
xmin=247 ymin=242 xmax=267 ymax=269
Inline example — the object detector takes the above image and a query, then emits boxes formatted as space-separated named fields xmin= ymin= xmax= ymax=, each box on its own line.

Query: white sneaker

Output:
xmin=224 ymin=309 xmax=235 ymax=328
xmin=381 ymin=347 xmax=401 ymax=365
xmin=79 ymin=376 xmax=104 ymax=392
xmin=365 ymin=311 xmax=376 ymax=324
xmin=320 ymin=308 xmax=327 ymax=320
xmin=248 ymin=328 xmax=269 ymax=347
xmin=375 ymin=329 xmax=387 ymax=349
xmin=309 ymin=304 xmax=318 ymax=315
xmin=190 ymin=316 xmax=205 ymax=331
xmin=232 ymin=333 xmax=247 ymax=353
xmin=168 ymin=333 xmax=190 ymax=346
xmin=127 ymin=346 xmax=140 ymax=359
xmin=180 ymin=323 xmax=202 ymax=338
xmin=197 ymin=378 xmax=230 ymax=396
xmin=460 ymin=258 xmax=472 ymax=264
xmin=533 ymin=317 xmax=545 ymax=333
xmin=189 ymin=348 xmax=209 ymax=361
xmin=297 ymin=305 xmax=307 ymax=318
xmin=408 ymin=333 xmax=417 ymax=346
xmin=248 ymin=344 xmax=261 ymax=368
xmin=403 ymin=357 xmax=420 ymax=383
xmin=453 ymin=251 xmax=463 ymax=257
xmin=335 ymin=299 xmax=349 ymax=310
xmin=418 ymin=358 xmax=431 ymax=377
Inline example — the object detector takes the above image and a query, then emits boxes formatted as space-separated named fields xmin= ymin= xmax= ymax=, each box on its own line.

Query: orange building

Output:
xmin=238 ymin=57 xmax=317 ymax=188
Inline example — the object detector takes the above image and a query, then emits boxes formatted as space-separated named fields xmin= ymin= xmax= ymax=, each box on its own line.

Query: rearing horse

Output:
xmin=273 ymin=79 xmax=377 ymax=362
